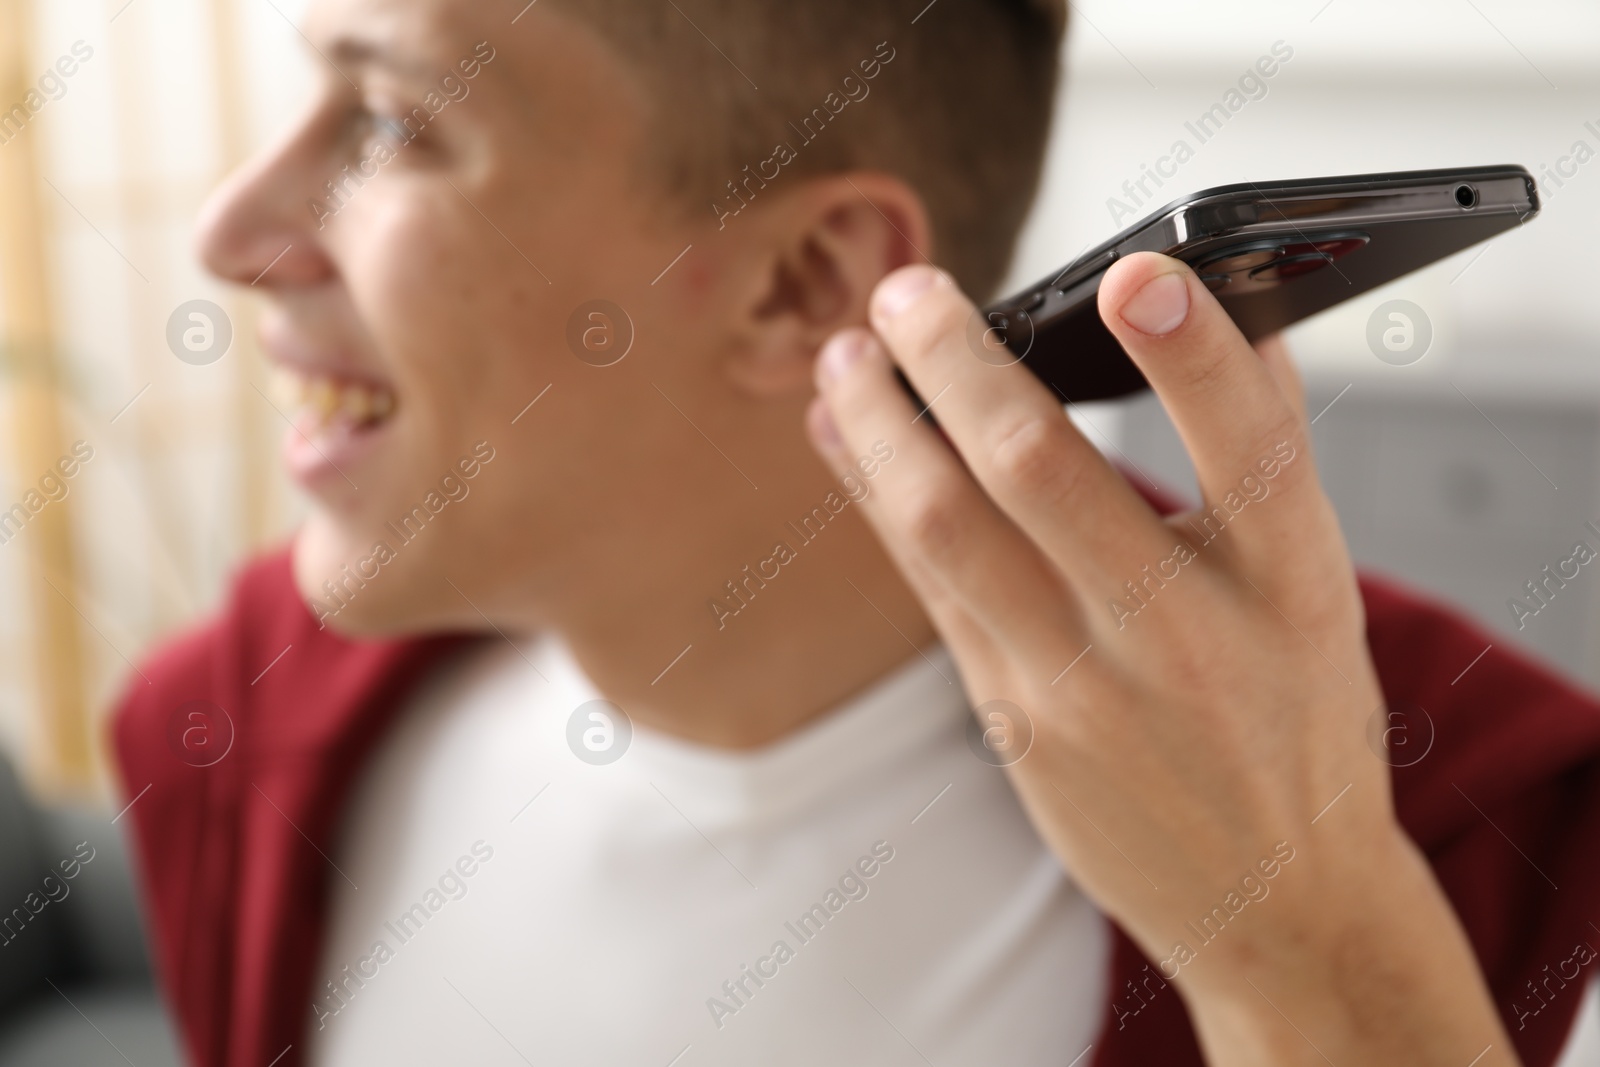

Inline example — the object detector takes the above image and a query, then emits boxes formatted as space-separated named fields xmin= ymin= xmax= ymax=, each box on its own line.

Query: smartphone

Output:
xmin=972 ymin=165 xmax=1540 ymax=402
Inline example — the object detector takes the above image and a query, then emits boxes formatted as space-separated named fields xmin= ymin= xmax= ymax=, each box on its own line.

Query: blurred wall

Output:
xmin=0 ymin=0 xmax=314 ymax=797
xmin=1012 ymin=0 xmax=1600 ymax=344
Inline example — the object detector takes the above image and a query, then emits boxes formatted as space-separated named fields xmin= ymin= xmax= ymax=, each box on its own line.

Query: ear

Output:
xmin=722 ymin=172 xmax=933 ymax=397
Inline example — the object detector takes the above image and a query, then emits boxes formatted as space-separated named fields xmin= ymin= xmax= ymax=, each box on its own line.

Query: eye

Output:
xmin=355 ymin=107 xmax=413 ymax=157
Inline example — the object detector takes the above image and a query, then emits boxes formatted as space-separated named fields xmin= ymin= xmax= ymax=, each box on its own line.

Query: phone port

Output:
xmin=1454 ymin=183 xmax=1478 ymax=209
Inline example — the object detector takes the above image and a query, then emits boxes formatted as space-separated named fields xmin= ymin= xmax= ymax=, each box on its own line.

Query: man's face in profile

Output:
xmin=197 ymin=0 xmax=745 ymax=634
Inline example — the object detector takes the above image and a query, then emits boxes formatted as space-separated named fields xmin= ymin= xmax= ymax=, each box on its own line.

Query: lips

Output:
xmin=268 ymin=361 xmax=400 ymax=494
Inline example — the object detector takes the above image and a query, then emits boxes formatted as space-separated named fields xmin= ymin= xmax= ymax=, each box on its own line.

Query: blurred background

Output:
xmin=0 ymin=0 xmax=1597 ymax=1060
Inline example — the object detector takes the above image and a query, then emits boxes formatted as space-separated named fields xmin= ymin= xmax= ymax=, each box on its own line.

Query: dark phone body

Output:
xmin=978 ymin=166 xmax=1540 ymax=402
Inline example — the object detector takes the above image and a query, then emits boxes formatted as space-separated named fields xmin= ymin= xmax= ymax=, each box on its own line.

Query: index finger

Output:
xmin=866 ymin=266 xmax=1177 ymax=598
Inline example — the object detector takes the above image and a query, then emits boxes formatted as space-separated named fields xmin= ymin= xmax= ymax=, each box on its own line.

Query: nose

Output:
xmin=195 ymin=109 xmax=339 ymax=290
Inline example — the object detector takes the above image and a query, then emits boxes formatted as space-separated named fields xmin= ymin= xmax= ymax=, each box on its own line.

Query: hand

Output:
xmin=807 ymin=254 xmax=1519 ymax=1066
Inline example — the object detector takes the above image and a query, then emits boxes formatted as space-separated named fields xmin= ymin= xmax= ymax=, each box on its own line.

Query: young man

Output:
xmin=112 ymin=1 xmax=1600 ymax=1065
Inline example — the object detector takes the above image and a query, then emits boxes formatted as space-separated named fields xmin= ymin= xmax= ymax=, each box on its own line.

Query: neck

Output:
xmin=553 ymin=510 xmax=940 ymax=749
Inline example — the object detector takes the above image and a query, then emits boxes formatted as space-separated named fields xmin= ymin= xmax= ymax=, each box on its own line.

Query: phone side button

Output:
xmin=1054 ymin=248 xmax=1118 ymax=296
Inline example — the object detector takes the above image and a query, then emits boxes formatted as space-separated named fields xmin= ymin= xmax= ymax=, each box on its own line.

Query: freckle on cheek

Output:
xmin=684 ymin=261 xmax=714 ymax=295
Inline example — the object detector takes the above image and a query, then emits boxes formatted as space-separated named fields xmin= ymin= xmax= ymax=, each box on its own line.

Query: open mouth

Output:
xmin=271 ymin=365 xmax=399 ymax=488
xmin=273 ymin=366 xmax=397 ymax=434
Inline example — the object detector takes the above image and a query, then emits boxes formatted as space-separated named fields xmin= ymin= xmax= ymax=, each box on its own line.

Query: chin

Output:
xmin=290 ymin=518 xmax=433 ymax=638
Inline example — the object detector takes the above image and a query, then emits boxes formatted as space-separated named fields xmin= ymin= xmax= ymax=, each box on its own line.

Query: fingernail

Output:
xmin=873 ymin=267 xmax=939 ymax=321
xmin=818 ymin=330 xmax=870 ymax=385
xmin=1120 ymin=271 xmax=1190 ymax=336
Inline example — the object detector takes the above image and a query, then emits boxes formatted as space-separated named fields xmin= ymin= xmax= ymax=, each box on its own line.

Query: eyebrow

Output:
xmin=325 ymin=34 xmax=442 ymax=84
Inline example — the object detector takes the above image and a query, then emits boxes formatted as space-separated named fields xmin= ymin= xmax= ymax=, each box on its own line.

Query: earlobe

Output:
xmin=723 ymin=300 xmax=821 ymax=397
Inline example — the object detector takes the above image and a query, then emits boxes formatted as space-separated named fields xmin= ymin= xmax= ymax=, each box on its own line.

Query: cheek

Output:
xmin=352 ymin=198 xmax=472 ymax=341
xmin=680 ymin=258 xmax=717 ymax=303
xmin=344 ymin=196 xmax=536 ymax=425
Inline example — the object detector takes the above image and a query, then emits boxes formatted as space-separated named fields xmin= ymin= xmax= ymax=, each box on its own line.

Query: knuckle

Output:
xmin=1256 ymin=410 xmax=1305 ymax=457
xmin=991 ymin=415 xmax=1082 ymax=500
xmin=1170 ymin=341 xmax=1234 ymax=396
xmin=904 ymin=486 xmax=968 ymax=560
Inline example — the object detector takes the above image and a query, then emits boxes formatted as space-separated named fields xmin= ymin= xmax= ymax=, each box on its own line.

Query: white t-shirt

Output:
xmin=308 ymin=637 xmax=1108 ymax=1066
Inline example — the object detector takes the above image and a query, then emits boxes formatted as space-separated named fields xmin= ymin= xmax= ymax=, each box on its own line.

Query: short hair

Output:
xmin=557 ymin=0 xmax=1068 ymax=300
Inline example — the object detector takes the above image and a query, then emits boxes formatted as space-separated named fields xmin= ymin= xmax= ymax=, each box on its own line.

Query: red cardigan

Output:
xmin=113 ymin=549 xmax=1600 ymax=1067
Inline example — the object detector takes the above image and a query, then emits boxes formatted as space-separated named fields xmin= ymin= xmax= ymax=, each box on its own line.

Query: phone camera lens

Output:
xmin=1249 ymin=252 xmax=1333 ymax=283
xmin=1194 ymin=245 xmax=1281 ymax=274
xmin=1454 ymin=184 xmax=1478 ymax=209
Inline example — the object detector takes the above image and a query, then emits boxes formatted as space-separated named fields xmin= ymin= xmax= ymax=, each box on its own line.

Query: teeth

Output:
xmin=309 ymin=378 xmax=339 ymax=420
xmin=340 ymin=386 xmax=372 ymax=422
xmin=275 ymin=366 xmax=396 ymax=430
